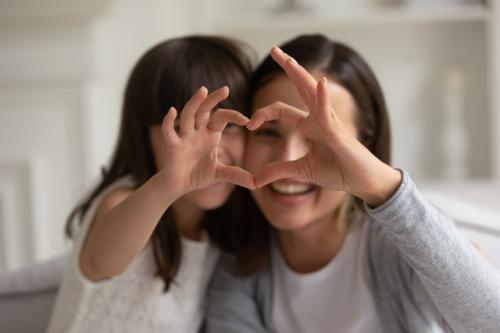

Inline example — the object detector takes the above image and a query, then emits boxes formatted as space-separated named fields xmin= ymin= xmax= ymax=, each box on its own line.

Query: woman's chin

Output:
xmin=252 ymin=186 xmax=316 ymax=231
xmin=266 ymin=213 xmax=313 ymax=232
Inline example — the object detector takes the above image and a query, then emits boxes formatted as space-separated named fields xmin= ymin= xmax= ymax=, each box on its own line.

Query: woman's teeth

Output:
xmin=269 ymin=182 xmax=315 ymax=195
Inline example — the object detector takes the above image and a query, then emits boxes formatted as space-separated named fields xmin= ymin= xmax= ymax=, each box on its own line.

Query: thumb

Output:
xmin=254 ymin=159 xmax=309 ymax=188
xmin=215 ymin=164 xmax=256 ymax=190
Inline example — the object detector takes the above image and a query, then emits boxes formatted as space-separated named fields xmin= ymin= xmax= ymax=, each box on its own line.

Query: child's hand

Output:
xmin=247 ymin=47 xmax=401 ymax=207
xmin=160 ymin=86 xmax=255 ymax=195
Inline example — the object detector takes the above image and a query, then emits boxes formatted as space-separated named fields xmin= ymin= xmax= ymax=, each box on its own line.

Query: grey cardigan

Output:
xmin=205 ymin=171 xmax=500 ymax=332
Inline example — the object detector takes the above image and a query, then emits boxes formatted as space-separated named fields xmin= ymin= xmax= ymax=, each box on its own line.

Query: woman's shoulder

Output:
xmin=210 ymin=252 xmax=272 ymax=300
xmin=363 ymin=213 xmax=408 ymax=270
xmin=350 ymin=211 xmax=415 ymax=291
xmin=206 ymin=252 xmax=273 ymax=332
xmin=215 ymin=253 xmax=270 ymax=281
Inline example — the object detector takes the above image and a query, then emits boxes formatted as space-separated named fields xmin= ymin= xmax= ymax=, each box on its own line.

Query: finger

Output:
xmin=316 ymin=77 xmax=332 ymax=118
xmin=271 ymin=47 xmax=317 ymax=110
xmin=207 ymin=109 xmax=249 ymax=132
xmin=247 ymin=102 xmax=308 ymax=130
xmin=161 ymin=107 xmax=179 ymax=143
xmin=317 ymin=77 xmax=344 ymax=131
xmin=215 ymin=164 xmax=256 ymax=190
xmin=195 ymin=86 xmax=230 ymax=129
xmin=180 ymin=86 xmax=208 ymax=135
xmin=271 ymin=47 xmax=317 ymax=89
xmin=254 ymin=159 xmax=309 ymax=187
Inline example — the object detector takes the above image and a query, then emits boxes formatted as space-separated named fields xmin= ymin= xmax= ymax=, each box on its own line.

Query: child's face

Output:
xmin=244 ymin=72 xmax=358 ymax=231
xmin=183 ymin=124 xmax=245 ymax=209
xmin=149 ymin=120 xmax=245 ymax=210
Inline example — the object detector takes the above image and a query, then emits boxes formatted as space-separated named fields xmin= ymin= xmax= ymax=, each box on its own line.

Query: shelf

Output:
xmin=215 ymin=4 xmax=490 ymax=30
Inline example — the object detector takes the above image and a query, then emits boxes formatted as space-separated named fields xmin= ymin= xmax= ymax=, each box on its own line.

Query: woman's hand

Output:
xmin=247 ymin=47 xmax=401 ymax=207
xmin=160 ymin=86 xmax=255 ymax=195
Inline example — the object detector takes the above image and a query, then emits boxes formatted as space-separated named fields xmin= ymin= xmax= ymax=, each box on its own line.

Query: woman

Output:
xmin=205 ymin=34 xmax=500 ymax=332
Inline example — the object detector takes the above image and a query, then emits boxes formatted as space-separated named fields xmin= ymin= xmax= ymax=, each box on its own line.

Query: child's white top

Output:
xmin=47 ymin=178 xmax=220 ymax=333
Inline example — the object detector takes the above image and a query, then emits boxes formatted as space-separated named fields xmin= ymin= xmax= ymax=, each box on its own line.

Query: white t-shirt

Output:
xmin=48 ymin=178 xmax=220 ymax=333
xmin=271 ymin=219 xmax=383 ymax=333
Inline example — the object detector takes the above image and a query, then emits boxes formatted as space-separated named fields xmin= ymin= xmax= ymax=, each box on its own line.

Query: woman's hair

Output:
xmin=65 ymin=35 xmax=253 ymax=291
xmin=233 ymin=33 xmax=392 ymax=274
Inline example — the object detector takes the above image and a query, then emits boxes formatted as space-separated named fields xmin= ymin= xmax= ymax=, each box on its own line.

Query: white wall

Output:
xmin=0 ymin=0 xmax=194 ymax=270
xmin=83 ymin=0 xmax=195 ymax=184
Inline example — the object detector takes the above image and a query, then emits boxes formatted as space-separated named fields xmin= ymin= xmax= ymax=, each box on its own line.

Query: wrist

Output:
xmin=361 ymin=166 xmax=402 ymax=208
xmin=151 ymin=170 xmax=188 ymax=203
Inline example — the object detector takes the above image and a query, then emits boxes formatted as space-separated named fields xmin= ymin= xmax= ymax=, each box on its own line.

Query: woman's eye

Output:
xmin=253 ymin=127 xmax=280 ymax=139
xmin=223 ymin=123 xmax=241 ymax=133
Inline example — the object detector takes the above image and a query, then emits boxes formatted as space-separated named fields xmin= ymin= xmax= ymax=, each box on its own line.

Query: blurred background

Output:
xmin=0 ymin=0 xmax=499 ymax=272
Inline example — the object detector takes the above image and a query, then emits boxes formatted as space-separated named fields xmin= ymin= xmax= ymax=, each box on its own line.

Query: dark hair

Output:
xmin=65 ymin=35 xmax=253 ymax=291
xmin=233 ymin=33 xmax=392 ymax=274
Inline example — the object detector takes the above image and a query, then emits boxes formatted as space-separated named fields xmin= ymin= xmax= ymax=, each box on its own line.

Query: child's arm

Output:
xmin=79 ymin=172 xmax=179 ymax=281
xmin=80 ymin=86 xmax=253 ymax=282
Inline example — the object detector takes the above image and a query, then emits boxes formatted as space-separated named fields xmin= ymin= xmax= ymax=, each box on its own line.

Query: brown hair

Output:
xmin=233 ymin=33 xmax=392 ymax=274
xmin=65 ymin=35 xmax=253 ymax=291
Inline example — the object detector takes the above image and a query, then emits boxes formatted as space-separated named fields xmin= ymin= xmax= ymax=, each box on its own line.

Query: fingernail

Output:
xmin=273 ymin=46 xmax=282 ymax=53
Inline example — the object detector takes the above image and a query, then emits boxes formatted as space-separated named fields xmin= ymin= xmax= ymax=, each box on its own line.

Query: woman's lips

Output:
xmin=269 ymin=180 xmax=315 ymax=195
xmin=266 ymin=179 xmax=316 ymax=206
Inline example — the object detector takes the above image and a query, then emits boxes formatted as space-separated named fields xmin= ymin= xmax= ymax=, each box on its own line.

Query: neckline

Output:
xmin=272 ymin=219 xmax=365 ymax=281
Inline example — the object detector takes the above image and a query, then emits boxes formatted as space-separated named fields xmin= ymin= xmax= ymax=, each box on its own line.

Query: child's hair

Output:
xmin=233 ymin=33 xmax=392 ymax=274
xmin=65 ymin=35 xmax=253 ymax=291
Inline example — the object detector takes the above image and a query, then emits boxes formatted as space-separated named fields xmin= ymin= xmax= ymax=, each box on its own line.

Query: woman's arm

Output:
xmin=366 ymin=170 xmax=500 ymax=332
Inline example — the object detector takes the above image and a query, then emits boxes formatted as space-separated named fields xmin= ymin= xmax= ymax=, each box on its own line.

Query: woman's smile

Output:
xmin=266 ymin=179 xmax=317 ymax=206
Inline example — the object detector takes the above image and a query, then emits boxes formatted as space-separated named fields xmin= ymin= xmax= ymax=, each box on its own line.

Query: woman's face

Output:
xmin=149 ymin=121 xmax=245 ymax=210
xmin=245 ymin=72 xmax=358 ymax=231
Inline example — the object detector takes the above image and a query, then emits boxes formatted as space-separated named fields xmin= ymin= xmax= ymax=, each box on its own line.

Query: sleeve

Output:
xmin=365 ymin=169 xmax=500 ymax=333
xmin=204 ymin=254 xmax=269 ymax=333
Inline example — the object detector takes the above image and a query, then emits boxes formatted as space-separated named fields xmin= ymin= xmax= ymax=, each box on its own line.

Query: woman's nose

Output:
xmin=278 ymin=136 xmax=309 ymax=161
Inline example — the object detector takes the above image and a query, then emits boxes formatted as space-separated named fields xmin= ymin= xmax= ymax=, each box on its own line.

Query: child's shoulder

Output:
xmin=94 ymin=183 xmax=134 ymax=220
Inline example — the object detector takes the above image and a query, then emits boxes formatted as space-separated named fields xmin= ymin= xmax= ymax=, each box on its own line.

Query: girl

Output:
xmin=48 ymin=35 xmax=255 ymax=333
xmin=205 ymin=34 xmax=500 ymax=332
